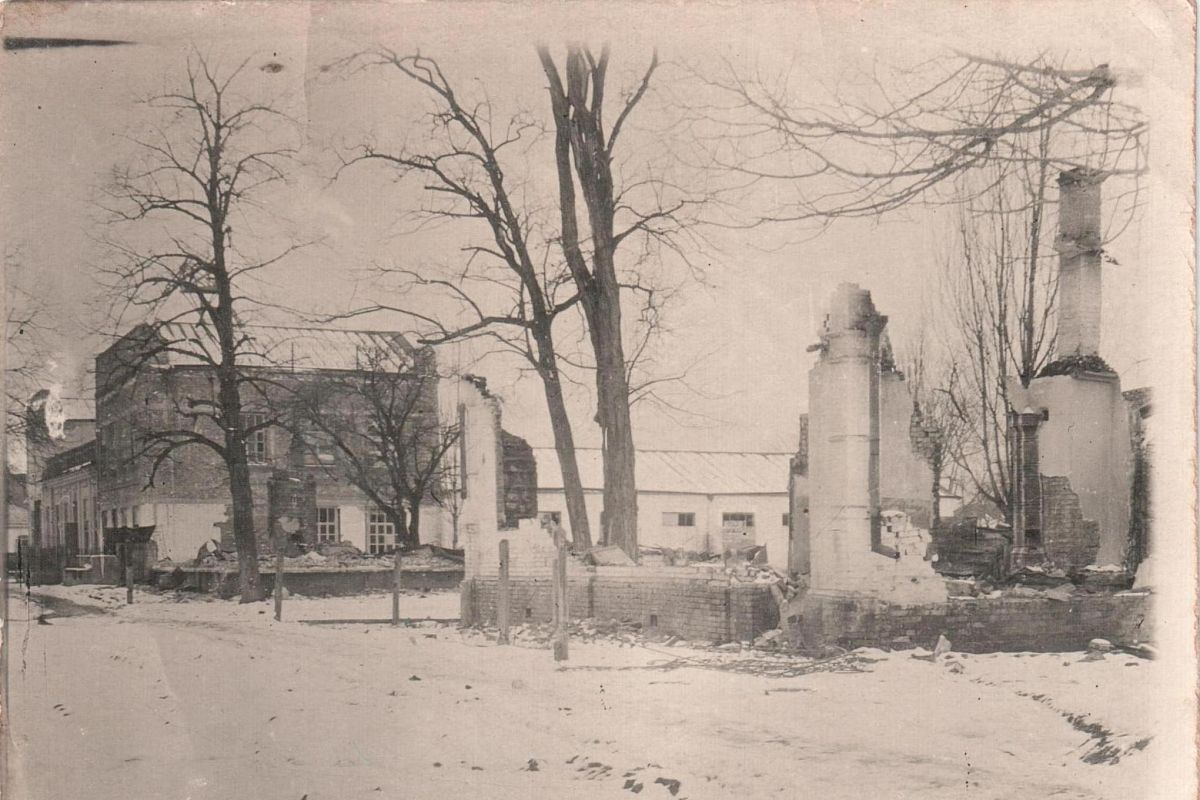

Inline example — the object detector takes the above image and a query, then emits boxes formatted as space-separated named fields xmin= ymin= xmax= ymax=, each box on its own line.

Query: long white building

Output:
xmin=533 ymin=448 xmax=795 ymax=570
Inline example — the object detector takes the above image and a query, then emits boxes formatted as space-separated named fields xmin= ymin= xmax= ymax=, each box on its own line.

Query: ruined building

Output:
xmin=797 ymin=283 xmax=947 ymax=604
xmin=788 ymin=333 xmax=936 ymax=577
xmin=1008 ymin=168 xmax=1138 ymax=571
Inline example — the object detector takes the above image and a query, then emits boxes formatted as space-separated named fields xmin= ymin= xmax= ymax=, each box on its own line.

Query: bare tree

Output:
xmin=692 ymin=53 xmax=1146 ymax=222
xmin=936 ymin=161 xmax=1062 ymax=520
xmin=538 ymin=43 xmax=706 ymax=557
xmin=98 ymin=53 xmax=303 ymax=601
xmin=4 ymin=246 xmax=55 ymax=441
xmin=286 ymin=346 xmax=460 ymax=550
xmin=698 ymin=52 xmax=1142 ymax=523
xmin=334 ymin=47 xmax=704 ymax=556
xmin=902 ymin=333 xmax=967 ymax=524
xmin=330 ymin=48 xmax=595 ymax=549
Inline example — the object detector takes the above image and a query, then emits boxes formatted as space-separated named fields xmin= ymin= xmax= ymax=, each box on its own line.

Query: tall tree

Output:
xmin=332 ymin=49 xmax=594 ymax=549
xmin=335 ymin=47 xmax=701 ymax=556
xmin=536 ymin=44 xmax=663 ymax=557
xmin=937 ymin=162 xmax=1061 ymax=520
xmin=286 ymin=346 xmax=460 ymax=550
xmin=99 ymin=53 xmax=302 ymax=601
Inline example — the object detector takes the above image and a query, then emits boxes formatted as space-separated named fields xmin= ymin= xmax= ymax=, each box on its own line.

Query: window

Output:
xmin=539 ymin=511 xmax=562 ymax=527
xmin=367 ymin=509 xmax=396 ymax=555
xmin=317 ymin=507 xmax=341 ymax=543
xmin=243 ymin=413 xmax=268 ymax=462
xmin=781 ymin=513 xmax=790 ymax=527
xmin=661 ymin=512 xmax=695 ymax=527
xmin=722 ymin=512 xmax=755 ymax=528
xmin=302 ymin=430 xmax=338 ymax=466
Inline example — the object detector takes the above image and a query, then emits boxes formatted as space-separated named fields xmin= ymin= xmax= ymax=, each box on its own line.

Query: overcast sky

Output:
xmin=1 ymin=0 xmax=1192 ymax=456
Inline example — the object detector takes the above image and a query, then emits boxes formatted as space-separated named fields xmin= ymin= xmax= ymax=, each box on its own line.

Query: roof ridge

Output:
xmin=531 ymin=446 xmax=794 ymax=456
xmin=161 ymin=321 xmax=413 ymax=338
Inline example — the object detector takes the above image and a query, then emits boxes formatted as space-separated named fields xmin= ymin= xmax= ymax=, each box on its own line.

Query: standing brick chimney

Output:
xmin=1054 ymin=168 xmax=1106 ymax=358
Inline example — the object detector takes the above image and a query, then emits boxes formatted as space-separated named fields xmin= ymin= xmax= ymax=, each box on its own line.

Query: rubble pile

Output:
xmin=173 ymin=541 xmax=464 ymax=572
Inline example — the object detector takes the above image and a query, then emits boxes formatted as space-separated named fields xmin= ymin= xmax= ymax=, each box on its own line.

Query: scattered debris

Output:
xmin=585 ymin=546 xmax=636 ymax=566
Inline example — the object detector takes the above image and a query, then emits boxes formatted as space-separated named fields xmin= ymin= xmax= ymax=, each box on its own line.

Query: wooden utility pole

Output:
xmin=391 ymin=547 xmax=403 ymax=626
xmin=551 ymin=527 xmax=569 ymax=662
xmin=497 ymin=539 xmax=511 ymax=644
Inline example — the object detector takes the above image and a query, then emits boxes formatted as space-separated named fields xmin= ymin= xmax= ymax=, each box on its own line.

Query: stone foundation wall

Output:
xmin=461 ymin=567 xmax=778 ymax=643
xmin=791 ymin=590 xmax=1151 ymax=653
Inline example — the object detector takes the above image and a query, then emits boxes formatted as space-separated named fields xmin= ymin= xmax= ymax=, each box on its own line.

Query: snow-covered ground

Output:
xmin=6 ymin=584 xmax=1168 ymax=799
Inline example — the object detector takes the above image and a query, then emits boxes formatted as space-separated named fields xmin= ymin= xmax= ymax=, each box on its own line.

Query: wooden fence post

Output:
xmin=274 ymin=537 xmax=284 ymax=622
xmin=497 ymin=539 xmax=510 ymax=644
xmin=123 ymin=543 xmax=133 ymax=605
xmin=392 ymin=547 xmax=403 ymax=626
xmin=552 ymin=537 xmax=568 ymax=662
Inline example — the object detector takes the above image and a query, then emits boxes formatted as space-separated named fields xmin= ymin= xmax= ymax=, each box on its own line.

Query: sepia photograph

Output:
xmin=1 ymin=1 xmax=1195 ymax=797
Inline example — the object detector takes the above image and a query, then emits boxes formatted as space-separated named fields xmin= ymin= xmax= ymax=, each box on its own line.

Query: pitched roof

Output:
xmin=43 ymin=440 xmax=96 ymax=481
xmin=533 ymin=448 xmax=792 ymax=496
xmin=151 ymin=323 xmax=416 ymax=372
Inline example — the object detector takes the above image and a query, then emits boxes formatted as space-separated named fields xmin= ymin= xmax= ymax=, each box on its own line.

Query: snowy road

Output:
xmin=5 ymin=586 xmax=1164 ymax=799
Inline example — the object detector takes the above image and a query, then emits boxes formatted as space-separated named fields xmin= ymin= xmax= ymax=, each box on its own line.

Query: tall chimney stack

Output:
xmin=1054 ymin=168 xmax=1106 ymax=358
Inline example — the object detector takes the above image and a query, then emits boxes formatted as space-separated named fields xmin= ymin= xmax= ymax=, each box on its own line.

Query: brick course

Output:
xmin=792 ymin=590 xmax=1150 ymax=652
xmin=462 ymin=569 xmax=778 ymax=643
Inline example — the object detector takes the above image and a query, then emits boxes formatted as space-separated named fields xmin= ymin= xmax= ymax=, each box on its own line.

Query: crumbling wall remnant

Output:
xmin=1041 ymin=476 xmax=1101 ymax=569
xmin=806 ymin=284 xmax=945 ymax=603
xmin=500 ymin=431 xmax=538 ymax=528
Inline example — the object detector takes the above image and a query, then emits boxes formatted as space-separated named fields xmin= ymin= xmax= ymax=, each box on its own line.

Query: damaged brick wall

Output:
xmin=500 ymin=430 xmax=538 ymax=528
xmin=462 ymin=568 xmax=778 ymax=643
xmin=1124 ymin=388 xmax=1152 ymax=569
xmin=792 ymin=590 xmax=1150 ymax=653
xmin=267 ymin=468 xmax=318 ymax=553
xmin=1041 ymin=476 xmax=1101 ymax=569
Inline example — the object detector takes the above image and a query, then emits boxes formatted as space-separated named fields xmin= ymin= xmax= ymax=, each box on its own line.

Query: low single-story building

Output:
xmin=533 ymin=448 xmax=793 ymax=570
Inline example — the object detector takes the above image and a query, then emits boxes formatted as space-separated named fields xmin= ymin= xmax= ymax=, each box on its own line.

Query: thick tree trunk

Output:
xmin=594 ymin=337 xmax=638 ymax=556
xmin=388 ymin=504 xmax=412 ymax=551
xmin=226 ymin=441 xmax=262 ymax=601
xmin=405 ymin=502 xmax=421 ymax=550
xmin=218 ymin=367 xmax=262 ymax=602
xmin=538 ymin=45 xmax=640 ymax=558
xmin=539 ymin=350 xmax=592 ymax=549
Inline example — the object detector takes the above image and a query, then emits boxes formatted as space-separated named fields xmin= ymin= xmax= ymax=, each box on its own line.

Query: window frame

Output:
xmin=366 ymin=508 xmax=397 ymax=555
xmin=316 ymin=506 xmax=341 ymax=543
xmin=242 ymin=413 xmax=269 ymax=463
xmin=722 ymin=512 xmax=756 ymax=528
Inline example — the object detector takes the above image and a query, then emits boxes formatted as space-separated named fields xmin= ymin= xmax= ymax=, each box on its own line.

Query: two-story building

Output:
xmin=94 ymin=323 xmax=453 ymax=564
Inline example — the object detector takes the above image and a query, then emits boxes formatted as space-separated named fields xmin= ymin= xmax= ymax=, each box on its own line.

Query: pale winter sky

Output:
xmin=0 ymin=0 xmax=1193 ymax=458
